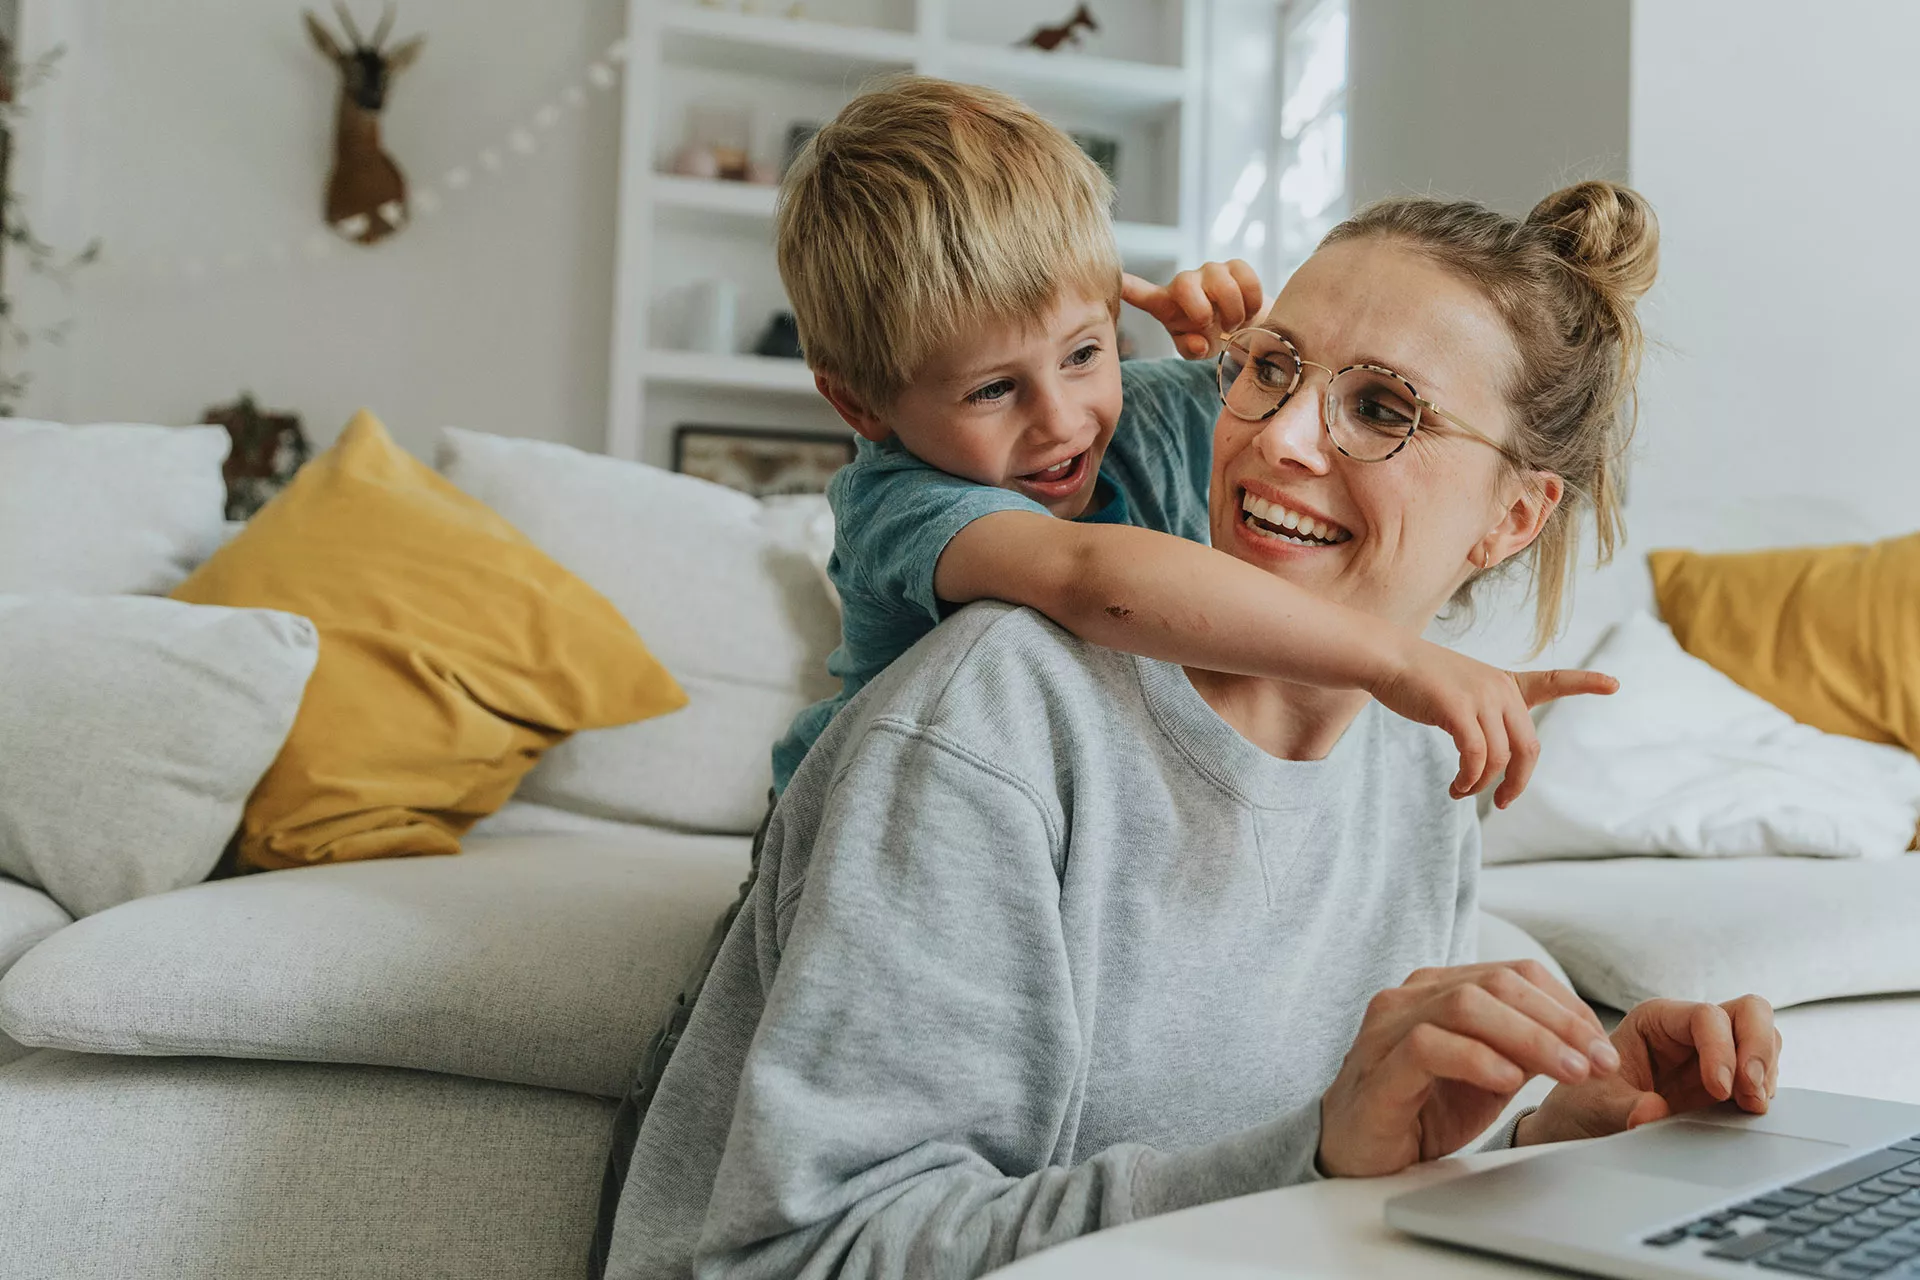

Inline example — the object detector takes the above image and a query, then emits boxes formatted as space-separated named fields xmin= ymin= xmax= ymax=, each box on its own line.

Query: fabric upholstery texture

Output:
xmin=0 ymin=596 xmax=319 ymax=914
xmin=0 ymin=420 xmax=229 ymax=595
xmin=1481 ymin=855 xmax=1920 ymax=1012
xmin=436 ymin=428 xmax=839 ymax=833
xmin=0 ymin=1051 xmax=612 ymax=1280
xmin=1476 ymin=911 xmax=1571 ymax=992
xmin=171 ymin=412 xmax=685 ymax=870
xmin=1483 ymin=611 xmax=1920 ymax=863
xmin=0 ymin=878 xmax=66 ymax=1067
xmin=1651 ymin=531 xmax=1920 ymax=754
xmin=0 ymin=830 xmax=751 ymax=1097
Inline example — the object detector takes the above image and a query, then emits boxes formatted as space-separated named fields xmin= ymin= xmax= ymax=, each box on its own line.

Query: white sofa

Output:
xmin=0 ymin=427 xmax=1914 ymax=1278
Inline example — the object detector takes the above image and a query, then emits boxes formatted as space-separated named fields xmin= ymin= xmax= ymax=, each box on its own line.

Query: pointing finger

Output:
xmin=1513 ymin=668 xmax=1620 ymax=709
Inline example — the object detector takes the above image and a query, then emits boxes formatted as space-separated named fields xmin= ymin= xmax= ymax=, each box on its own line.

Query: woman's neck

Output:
xmin=1182 ymin=667 xmax=1373 ymax=761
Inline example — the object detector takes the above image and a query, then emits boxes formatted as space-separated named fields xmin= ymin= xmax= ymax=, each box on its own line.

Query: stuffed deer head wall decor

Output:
xmin=303 ymin=3 xmax=424 ymax=245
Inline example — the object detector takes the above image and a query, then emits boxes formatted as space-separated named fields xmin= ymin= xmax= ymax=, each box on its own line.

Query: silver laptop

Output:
xmin=1387 ymin=1088 xmax=1920 ymax=1278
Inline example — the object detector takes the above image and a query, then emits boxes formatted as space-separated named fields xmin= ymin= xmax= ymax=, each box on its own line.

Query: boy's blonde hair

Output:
xmin=776 ymin=76 xmax=1121 ymax=413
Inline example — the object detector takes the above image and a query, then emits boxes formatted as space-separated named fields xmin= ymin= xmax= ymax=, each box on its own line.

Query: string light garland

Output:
xmin=109 ymin=38 xmax=628 ymax=281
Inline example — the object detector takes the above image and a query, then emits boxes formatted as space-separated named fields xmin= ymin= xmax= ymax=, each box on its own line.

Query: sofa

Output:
xmin=0 ymin=420 xmax=1915 ymax=1279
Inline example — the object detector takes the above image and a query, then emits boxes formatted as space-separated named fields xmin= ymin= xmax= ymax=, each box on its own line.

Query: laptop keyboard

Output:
xmin=1643 ymin=1134 xmax=1920 ymax=1276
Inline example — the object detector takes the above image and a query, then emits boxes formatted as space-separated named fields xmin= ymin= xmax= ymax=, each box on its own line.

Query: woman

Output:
xmin=601 ymin=181 xmax=1782 ymax=1279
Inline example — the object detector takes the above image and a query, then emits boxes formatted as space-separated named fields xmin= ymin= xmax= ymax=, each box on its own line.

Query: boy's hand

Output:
xmin=1370 ymin=639 xmax=1619 ymax=809
xmin=1122 ymin=260 xmax=1264 ymax=360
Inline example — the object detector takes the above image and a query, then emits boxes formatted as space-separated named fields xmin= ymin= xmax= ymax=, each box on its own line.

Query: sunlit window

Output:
xmin=1276 ymin=0 xmax=1348 ymax=280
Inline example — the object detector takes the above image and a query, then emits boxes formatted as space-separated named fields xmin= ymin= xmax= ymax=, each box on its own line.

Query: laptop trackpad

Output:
xmin=1568 ymin=1120 xmax=1846 ymax=1189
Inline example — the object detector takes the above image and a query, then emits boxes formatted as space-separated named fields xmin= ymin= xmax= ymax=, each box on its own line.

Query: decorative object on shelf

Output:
xmin=684 ymin=103 xmax=751 ymax=182
xmin=303 ymin=2 xmax=426 ymax=245
xmin=782 ymin=122 xmax=821 ymax=177
xmin=670 ymin=143 xmax=720 ymax=179
xmin=1071 ymin=131 xmax=1119 ymax=183
xmin=752 ymin=311 xmax=803 ymax=360
xmin=683 ymin=279 xmax=740 ymax=354
xmin=202 ymin=393 xmax=312 ymax=520
xmin=1022 ymin=4 xmax=1099 ymax=52
xmin=0 ymin=40 xmax=101 ymax=414
xmin=673 ymin=425 xmax=853 ymax=498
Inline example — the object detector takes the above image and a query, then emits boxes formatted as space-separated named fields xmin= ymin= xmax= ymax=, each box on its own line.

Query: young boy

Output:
xmin=768 ymin=76 xmax=1603 ymax=806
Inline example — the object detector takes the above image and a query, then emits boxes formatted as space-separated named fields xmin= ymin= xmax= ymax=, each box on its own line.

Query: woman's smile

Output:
xmin=1235 ymin=485 xmax=1355 ymax=548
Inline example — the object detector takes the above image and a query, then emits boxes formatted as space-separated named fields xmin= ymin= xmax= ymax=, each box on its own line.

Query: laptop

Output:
xmin=1386 ymin=1088 xmax=1920 ymax=1278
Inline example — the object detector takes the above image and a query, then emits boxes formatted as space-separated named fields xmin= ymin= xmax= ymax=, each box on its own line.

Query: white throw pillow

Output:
xmin=1482 ymin=856 xmax=1920 ymax=1011
xmin=0 ymin=420 xmax=230 ymax=595
xmin=435 ymin=429 xmax=840 ymax=833
xmin=0 ymin=596 xmax=318 ymax=915
xmin=1482 ymin=610 xmax=1920 ymax=863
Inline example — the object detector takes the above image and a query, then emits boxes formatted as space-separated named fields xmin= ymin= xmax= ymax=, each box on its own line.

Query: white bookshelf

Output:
xmin=607 ymin=0 xmax=1209 ymax=464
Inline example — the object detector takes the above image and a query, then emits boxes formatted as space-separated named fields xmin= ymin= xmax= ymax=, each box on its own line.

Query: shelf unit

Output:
xmin=608 ymin=0 xmax=1207 ymax=464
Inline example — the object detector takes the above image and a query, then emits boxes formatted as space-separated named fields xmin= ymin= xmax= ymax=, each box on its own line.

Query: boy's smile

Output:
xmin=818 ymin=288 xmax=1123 ymax=520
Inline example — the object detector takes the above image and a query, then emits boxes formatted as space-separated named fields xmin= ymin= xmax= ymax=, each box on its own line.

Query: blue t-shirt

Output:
xmin=769 ymin=357 xmax=1218 ymax=791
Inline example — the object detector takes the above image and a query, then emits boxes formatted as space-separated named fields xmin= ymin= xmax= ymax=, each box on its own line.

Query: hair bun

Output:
xmin=1527 ymin=180 xmax=1660 ymax=308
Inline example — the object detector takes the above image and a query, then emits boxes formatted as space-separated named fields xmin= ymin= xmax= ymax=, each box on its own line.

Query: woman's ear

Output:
xmin=816 ymin=373 xmax=889 ymax=443
xmin=1476 ymin=471 xmax=1565 ymax=570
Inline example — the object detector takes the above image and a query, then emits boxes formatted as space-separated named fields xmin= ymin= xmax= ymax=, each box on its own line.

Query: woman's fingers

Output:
xmin=1381 ymin=1022 xmax=1526 ymax=1101
xmin=1723 ymin=994 xmax=1780 ymax=1110
xmin=1420 ymin=979 xmax=1604 ymax=1086
xmin=1404 ymin=961 xmax=1608 ymax=1043
xmin=1685 ymin=1001 xmax=1740 ymax=1101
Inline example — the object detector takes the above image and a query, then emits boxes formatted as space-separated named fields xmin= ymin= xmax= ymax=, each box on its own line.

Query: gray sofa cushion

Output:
xmin=0 ymin=877 xmax=68 ymax=976
xmin=0 ymin=1051 xmax=611 ymax=1279
xmin=0 ymin=829 xmax=750 ymax=1097
xmin=0 ymin=878 xmax=66 ymax=1067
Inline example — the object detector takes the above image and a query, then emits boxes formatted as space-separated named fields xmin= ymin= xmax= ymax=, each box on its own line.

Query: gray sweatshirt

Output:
xmin=605 ymin=602 xmax=1479 ymax=1280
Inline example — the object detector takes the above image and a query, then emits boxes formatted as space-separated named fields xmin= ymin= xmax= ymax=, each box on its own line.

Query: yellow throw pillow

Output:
xmin=1649 ymin=532 xmax=1920 ymax=754
xmin=172 ymin=411 xmax=686 ymax=871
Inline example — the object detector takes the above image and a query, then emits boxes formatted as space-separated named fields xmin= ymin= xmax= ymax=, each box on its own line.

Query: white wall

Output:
xmin=1626 ymin=0 xmax=1919 ymax=550
xmin=1347 ymin=0 xmax=1630 ymax=217
xmin=16 ymin=0 xmax=622 ymax=457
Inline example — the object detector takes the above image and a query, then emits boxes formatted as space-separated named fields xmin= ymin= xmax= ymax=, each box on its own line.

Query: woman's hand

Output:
xmin=1319 ymin=961 xmax=1620 ymax=1178
xmin=1121 ymin=261 xmax=1264 ymax=359
xmin=1516 ymin=996 xmax=1782 ymax=1146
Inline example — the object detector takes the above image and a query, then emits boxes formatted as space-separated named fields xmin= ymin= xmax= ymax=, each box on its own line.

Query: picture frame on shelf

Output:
xmin=672 ymin=424 xmax=855 ymax=497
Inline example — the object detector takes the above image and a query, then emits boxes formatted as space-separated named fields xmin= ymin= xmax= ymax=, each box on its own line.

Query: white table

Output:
xmin=994 ymin=1143 xmax=1584 ymax=1279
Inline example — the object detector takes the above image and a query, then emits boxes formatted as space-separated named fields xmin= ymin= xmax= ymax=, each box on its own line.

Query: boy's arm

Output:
xmin=934 ymin=512 xmax=1616 ymax=806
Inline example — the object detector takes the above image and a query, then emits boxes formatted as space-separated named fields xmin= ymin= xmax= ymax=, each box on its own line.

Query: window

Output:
xmin=1274 ymin=0 xmax=1348 ymax=282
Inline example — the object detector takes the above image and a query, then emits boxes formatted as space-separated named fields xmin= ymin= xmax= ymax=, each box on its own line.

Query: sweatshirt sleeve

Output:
xmin=693 ymin=721 xmax=1324 ymax=1280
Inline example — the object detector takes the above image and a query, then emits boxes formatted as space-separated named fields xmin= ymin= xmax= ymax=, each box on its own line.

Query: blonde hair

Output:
xmin=775 ymin=76 xmax=1122 ymax=413
xmin=1322 ymin=180 xmax=1660 ymax=653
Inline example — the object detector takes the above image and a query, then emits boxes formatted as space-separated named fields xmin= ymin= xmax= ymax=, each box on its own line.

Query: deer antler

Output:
xmin=332 ymin=1 xmax=364 ymax=49
xmin=370 ymin=2 xmax=396 ymax=51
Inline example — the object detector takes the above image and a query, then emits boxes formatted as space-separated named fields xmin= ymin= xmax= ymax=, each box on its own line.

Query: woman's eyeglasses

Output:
xmin=1215 ymin=327 xmax=1529 ymax=467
